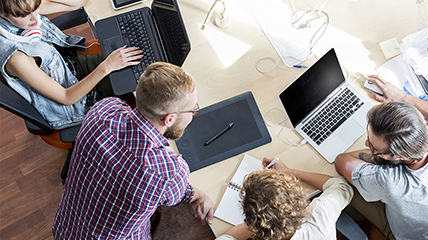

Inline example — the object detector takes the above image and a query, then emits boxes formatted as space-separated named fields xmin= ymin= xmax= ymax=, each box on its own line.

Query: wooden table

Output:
xmin=85 ymin=0 xmax=419 ymax=235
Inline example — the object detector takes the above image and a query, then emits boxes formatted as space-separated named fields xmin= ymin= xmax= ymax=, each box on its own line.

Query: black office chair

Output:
xmin=337 ymin=211 xmax=368 ymax=240
xmin=0 ymin=8 xmax=93 ymax=184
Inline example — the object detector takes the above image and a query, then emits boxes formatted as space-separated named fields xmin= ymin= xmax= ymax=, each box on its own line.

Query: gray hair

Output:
xmin=367 ymin=102 xmax=428 ymax=161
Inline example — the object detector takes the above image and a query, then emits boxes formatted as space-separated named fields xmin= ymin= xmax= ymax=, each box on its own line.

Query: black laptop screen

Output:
xmin=151 ymin=0 xmax=190 ymax=66
xmin=279 ymin=48 xmax=345 ymax=127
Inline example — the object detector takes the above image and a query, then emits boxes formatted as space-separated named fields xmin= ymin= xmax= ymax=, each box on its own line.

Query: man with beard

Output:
xmin=335 ymin=102 xmax=428 ymax=240
xmin=53 ymin=62 xmax=214 ymax=239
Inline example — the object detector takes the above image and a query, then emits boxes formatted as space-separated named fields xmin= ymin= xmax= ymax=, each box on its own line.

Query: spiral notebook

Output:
xmin=214 ymin=154 xmax=262 ymax=226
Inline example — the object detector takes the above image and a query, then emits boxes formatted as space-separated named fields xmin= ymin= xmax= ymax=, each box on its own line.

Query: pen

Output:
xmin=293 ymin=65 xmax=308 ymax=68
xmin=266 ymin=157 xmax=279 ymax=168
xmin=204 ymin=123 xmax=234 ymax=146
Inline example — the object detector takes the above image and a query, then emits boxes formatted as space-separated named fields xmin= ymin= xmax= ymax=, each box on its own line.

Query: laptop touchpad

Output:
xmin=336 ymin=118 xmax=364 ymax=146
xmin=103 ymin=36 xmax=122 ymax=56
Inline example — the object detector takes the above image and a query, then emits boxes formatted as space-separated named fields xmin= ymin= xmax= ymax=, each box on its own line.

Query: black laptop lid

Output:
xmin=279 ymin=48 xmax=345 ymax=127
xmin=151 ymin=0 xmax=190 ymax=66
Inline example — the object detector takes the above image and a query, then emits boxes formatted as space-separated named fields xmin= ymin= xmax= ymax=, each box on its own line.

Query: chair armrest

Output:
xmin=50 ymin=8 xmax=88 ymax=31
xmin=59 ymin=125 xmax=81 ymax=143
xmin=0 ymin=78 xmax=53 ymax=135
xmin=336 ymin=211 xmax=368 ymax=240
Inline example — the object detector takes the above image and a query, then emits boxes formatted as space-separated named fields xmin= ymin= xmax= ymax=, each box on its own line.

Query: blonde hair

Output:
xmin=135 ymin=62 xmax=195 ymax=121
xmin=0 ymin=0 xmax=41 ymax=18
xmin=240 ymin=169 xmax=309 ymax=240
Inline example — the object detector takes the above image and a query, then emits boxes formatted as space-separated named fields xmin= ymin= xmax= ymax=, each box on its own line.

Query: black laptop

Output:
xmin=95 ymin=0 xmax=191 ymax=95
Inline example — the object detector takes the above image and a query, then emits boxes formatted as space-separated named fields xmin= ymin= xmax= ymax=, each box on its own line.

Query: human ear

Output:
xmin=162 ymin=113 xmax=176 ymax=127
xmin=393 ymin=155 xmax=406 ymax=161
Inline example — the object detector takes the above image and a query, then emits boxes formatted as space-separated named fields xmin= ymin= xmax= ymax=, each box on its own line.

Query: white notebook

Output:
xmin=214 ymin=154 xmax=262 ymax=226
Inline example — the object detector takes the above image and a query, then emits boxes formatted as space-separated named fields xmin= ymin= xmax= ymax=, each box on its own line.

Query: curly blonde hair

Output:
xmin=240 ymin=169 xmax=309 ymax=240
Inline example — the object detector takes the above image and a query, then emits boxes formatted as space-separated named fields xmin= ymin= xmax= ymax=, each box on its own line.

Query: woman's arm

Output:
xmin=218 ymin=223 xmax=253 ymax=240
xmin=5 ymin=46 xmax=142 ymax=105
xmin=40 ymin=0 xmax=88 ymax=14
xmin=262 ymin=157 xmax=332 ymax=191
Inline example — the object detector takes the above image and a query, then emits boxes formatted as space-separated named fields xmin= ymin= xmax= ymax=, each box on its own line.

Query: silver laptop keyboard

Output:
xmin=301 ymin=88 xmax=364 ymax=145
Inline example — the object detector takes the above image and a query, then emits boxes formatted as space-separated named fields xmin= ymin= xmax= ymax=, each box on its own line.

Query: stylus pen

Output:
xmin=266 ymin=157 xmax=279 ymax=169
xmin=204 ymin=123 xmax=234 ymax=146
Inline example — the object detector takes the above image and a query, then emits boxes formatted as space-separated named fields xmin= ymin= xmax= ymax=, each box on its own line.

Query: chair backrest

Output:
xmin=0 ymin=74 xmax=54 ymax=135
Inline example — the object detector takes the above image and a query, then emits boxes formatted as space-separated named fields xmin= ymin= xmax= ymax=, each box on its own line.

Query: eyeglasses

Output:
xmin=173 ymin=103 xmax=200 ymax=116
xmin=162 ymin=103 xmax=200 ymax=120
xmin=366 ymin=124 xmax=395 ymax=157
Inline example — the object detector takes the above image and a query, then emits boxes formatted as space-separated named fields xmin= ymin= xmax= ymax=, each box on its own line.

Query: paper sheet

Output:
xmin=214 ymin=154 xmax=262 ymax=226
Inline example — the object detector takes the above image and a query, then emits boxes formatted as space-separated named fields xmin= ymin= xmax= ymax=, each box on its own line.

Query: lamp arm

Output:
xmin=220 ymin=0 xmax=227 ymax=19
xmin=201 ymin=0 xmax=220 ymax=30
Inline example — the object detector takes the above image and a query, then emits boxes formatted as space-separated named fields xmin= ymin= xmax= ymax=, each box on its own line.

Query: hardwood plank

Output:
xmin=0 ymin=210 xmax=46 ymax=240
xmin=0 ymin=109 xmax=22 ymax=147
xmin=9 ymin=216 xmax=56 ymax=240
xmin=0 ymin=182 xmax=20 ymax=203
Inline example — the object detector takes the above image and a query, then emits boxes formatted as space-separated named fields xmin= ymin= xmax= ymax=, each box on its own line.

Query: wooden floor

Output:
xmin=0 ymin=108 xmax=67 ymax=240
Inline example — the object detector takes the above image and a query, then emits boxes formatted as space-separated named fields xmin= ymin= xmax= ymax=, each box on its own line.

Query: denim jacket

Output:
xmin=0 ymin=16 xmax=88 ymax=130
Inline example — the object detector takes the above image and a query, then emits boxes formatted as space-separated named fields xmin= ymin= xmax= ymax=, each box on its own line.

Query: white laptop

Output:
xmin=279 ymin=48 xmax=372 ymax=163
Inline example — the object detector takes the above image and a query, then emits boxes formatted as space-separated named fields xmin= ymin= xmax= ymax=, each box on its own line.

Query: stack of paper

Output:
xmin=401 ymin=28 xmax=428 ymax=80
xmin=376 ymin=28 xmax=428 ymax=99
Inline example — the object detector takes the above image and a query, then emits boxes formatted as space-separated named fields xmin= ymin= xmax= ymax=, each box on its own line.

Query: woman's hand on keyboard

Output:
xmin=102 ymin=46 xmax=143 ymax=73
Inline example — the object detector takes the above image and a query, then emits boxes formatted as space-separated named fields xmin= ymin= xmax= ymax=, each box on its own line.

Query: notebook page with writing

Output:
xmin=214 ymin=154 xmax=262 ymax=226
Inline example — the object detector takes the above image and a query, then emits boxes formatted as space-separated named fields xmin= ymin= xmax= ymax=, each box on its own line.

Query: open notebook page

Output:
xmin=214 ymin=154 xmax=262 ymax=226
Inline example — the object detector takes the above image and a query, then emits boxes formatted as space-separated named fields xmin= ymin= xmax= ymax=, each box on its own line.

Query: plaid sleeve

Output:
xmin=161 ymin=158 xmax=195 ymax=206
xmin=179 ymin=183 xmax=195 ymax=204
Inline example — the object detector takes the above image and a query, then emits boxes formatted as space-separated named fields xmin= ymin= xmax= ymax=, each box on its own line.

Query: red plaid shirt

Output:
xmin=53 ymin=97 xmax=194 ymax=239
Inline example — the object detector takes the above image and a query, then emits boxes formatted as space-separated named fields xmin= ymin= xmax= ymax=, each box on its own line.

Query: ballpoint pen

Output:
xmin=266 ymin=157 xmax=279 ymax=168
xmin=204 ymin=122 xmax=234 ymax=146
xmin=293 ymin=65 xmax=308 ymax=68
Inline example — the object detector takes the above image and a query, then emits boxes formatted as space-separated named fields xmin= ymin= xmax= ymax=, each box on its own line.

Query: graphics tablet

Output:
xmin=175 ymin=91 xmax=272 ymax=172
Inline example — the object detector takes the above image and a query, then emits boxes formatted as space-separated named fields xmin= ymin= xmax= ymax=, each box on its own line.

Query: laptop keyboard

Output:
xmin=118 ymin=11 xmax=157 ymax=81
xmin=301 ymin=88 xmax=364 ymax=145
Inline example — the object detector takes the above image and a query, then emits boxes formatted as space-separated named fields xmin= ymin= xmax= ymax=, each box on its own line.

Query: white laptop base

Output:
xmin=295 ymin=84 xmax=372 ymax=163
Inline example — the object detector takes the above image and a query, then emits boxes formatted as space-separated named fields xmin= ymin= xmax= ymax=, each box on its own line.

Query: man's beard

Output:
xmin=164 ymin=120 xmax=186 ymax=140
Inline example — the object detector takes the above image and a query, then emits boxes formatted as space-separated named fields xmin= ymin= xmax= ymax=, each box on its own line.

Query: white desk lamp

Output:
xmin=283 ymin=0 xmax=357 ymax=65
xmin=201 ymin=0 xmax=230 ymax=30
xmin=275 ymin=0 xmax=330 ymax=66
